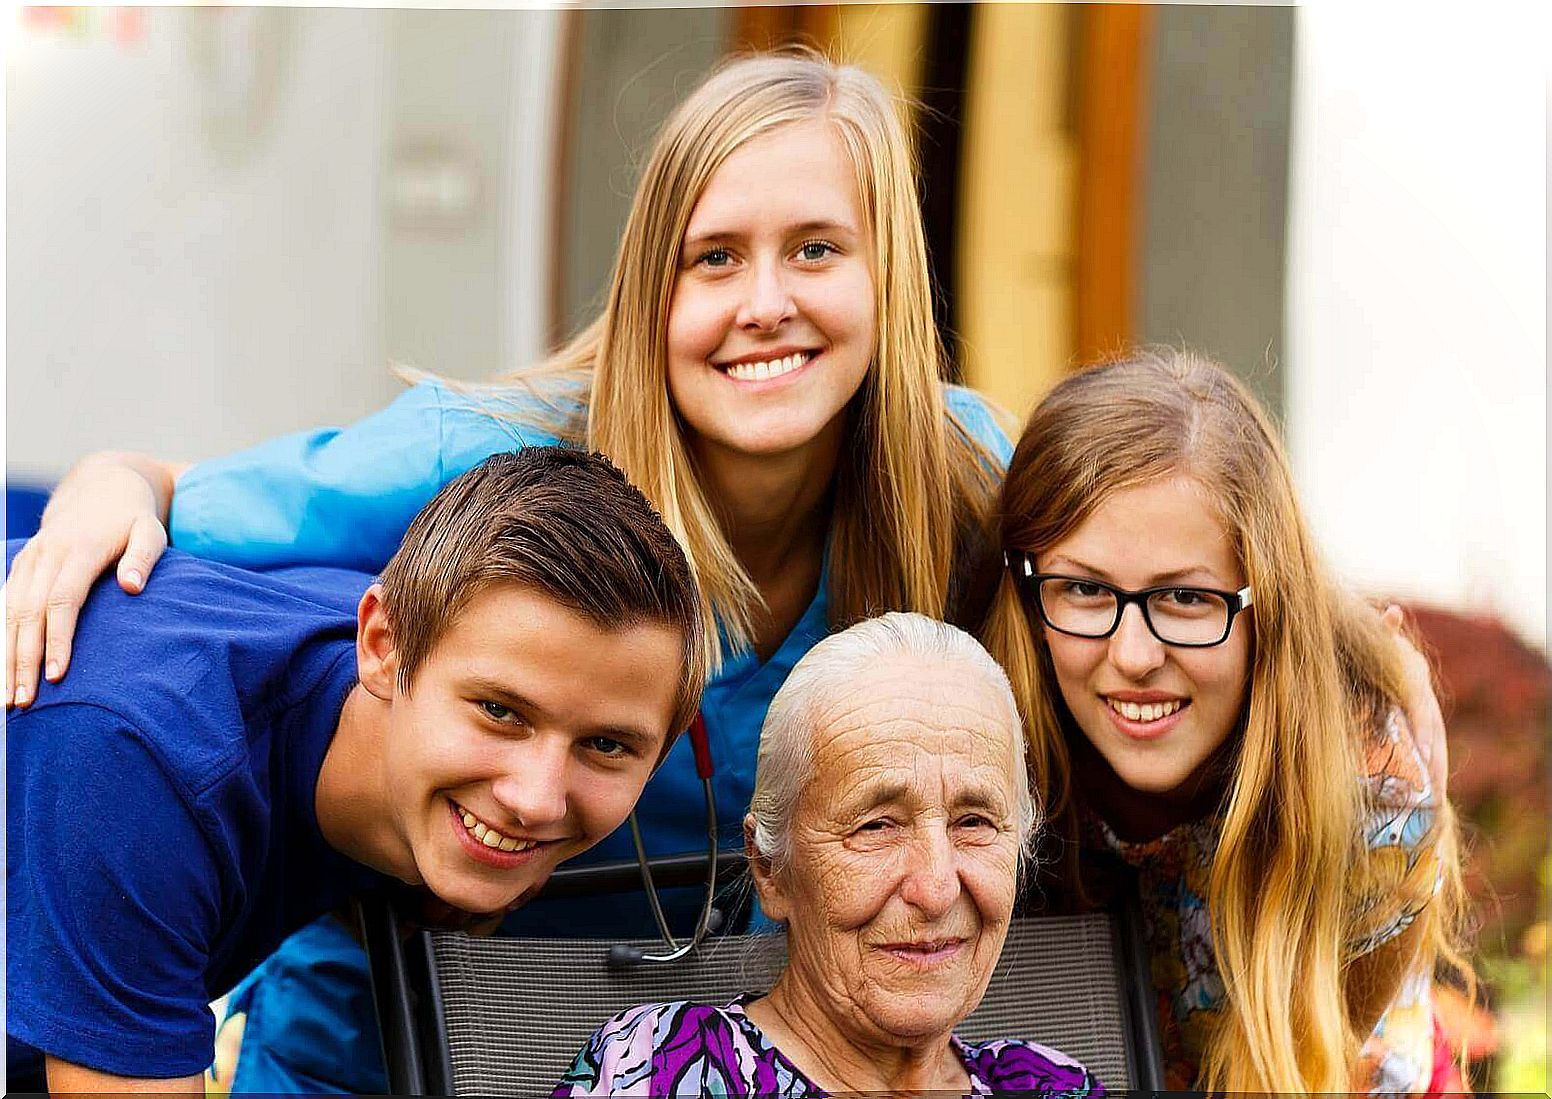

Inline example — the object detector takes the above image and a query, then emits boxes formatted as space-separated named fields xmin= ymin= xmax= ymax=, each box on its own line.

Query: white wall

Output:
xmin=8 ymin=9 xmax=392 ymax=479
xmin=1286 ymin=5 xmax=1547 ymax=648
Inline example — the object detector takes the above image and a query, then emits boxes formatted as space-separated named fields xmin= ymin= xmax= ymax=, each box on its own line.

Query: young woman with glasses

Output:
xmin=978 ymin=349 xmax=1473 ymax=1094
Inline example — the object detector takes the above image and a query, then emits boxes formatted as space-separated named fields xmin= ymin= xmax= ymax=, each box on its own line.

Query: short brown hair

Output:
xmin=377 ymin=448 xmax=706 ymax=734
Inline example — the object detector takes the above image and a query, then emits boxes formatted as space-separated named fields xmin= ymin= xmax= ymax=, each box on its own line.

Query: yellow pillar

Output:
xmin=956 ymin=4 xmax=1076 ymax=421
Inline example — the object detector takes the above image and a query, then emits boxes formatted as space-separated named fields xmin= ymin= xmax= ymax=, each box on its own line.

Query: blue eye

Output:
xmin=583 ymin=736 xmax=630 ymax=758
xmin=479 ymin=700 xmax=518 ymax=723
xmin=697 ymin=247 xmax=732 ymax=268
xmin=797 ymin=239 xmax=837 ymax=261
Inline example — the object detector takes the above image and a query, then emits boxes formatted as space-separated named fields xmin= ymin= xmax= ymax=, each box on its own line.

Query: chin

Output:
xmin=866 ymin=997 xmax=967 ymax=1042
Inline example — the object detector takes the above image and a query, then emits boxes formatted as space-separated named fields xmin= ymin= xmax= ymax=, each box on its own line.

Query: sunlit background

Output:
xmin=6 ymin=4 xmax=1547 ymax=1088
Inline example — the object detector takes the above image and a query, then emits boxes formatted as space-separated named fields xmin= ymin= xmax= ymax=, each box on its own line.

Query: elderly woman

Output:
xmin=554 ymin=613 xmax=1102 ymax=1097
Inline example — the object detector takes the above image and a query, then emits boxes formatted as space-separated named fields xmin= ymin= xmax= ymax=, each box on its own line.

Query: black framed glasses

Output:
xmin=1004 ymin=550 xmax=1253 ymax=648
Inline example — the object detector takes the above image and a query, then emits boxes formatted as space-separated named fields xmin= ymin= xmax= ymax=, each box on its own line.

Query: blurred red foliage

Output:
xmin=1402 ymin=603 xmax=1551 ymax=956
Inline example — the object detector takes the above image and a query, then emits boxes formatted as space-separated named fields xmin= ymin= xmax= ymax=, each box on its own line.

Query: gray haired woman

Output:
xmin=554 ymin=613 xmax=1103 ymax=1097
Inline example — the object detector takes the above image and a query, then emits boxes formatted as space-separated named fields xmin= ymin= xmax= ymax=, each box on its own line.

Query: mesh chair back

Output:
xmin=427 ymin=912 xmax=1135 ymax=1095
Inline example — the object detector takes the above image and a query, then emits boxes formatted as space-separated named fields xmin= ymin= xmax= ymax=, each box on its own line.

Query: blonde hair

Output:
xmin=468 ymin=51 xmax=1001 ymax=668
xmin=980 ymin=348 xmax=1472 ymax=1090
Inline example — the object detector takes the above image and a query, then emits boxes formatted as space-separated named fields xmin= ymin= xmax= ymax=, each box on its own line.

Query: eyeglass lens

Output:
xmin=1038 ymin=578 xmax=1231 ymax=645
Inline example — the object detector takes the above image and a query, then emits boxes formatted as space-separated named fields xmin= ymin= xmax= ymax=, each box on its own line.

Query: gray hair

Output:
xmin=748 ymin=612 xmax=1038 ymax=870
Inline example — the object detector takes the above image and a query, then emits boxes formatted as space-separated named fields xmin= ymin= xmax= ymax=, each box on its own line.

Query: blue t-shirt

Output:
xmin=4 ymin=543 xmax=379 ymax=1079
xmin=167 ymin=378 xmax=1014 ymax=1091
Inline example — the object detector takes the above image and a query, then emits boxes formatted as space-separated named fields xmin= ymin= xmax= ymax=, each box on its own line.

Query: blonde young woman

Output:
xmin=5 ymin=53 xmax=1006 ymax=1090
xmin=980 ymin=349 xmax=1472 ymax=1093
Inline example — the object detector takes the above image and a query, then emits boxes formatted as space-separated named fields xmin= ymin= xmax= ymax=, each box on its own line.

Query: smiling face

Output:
xmin=378 ymin=583 xmax=683 ymax=916
xmin=1034 ymin=476 xmax=1253 ymax=808
xmin=758 ymin=657 xmax=1023 ymax=1043
xmin=666 ymin=117 xmax=876 ymax=470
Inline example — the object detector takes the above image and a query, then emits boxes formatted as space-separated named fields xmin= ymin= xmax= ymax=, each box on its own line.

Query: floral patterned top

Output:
xmin=1088 ymin=708 xmax=1440 ymax=1092
xmin=552 ymin=996 xmax=1104 ymax=1098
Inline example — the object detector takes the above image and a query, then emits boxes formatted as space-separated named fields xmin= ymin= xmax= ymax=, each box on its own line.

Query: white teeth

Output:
xmin=725 ymin=352 xmax=809 ymax=381
xmin=1107 ymin=698 xmax=1184 ymax=723
xmin=456 ymin=803 xmax=538 ymax=853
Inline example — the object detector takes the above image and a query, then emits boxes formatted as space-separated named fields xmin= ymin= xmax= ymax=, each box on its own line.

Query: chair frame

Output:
xmin=359 ymin=854 xmax=1165 ymax=1095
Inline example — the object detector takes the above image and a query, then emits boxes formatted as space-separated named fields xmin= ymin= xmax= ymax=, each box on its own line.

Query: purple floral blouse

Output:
xmin=552 ymin=996 xmax=1104 ymax=1098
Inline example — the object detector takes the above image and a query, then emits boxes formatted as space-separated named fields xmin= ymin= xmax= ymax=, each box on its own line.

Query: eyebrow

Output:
xmin=1043 ymin=555 xmax=1225 ymax=587
xmin=461 ymin=677 xmax=657 ymax=750
xmin=841 ymin=780 xmax=1010 ymax=817
xmin=682 ymin=218 xmax=860 ymax=250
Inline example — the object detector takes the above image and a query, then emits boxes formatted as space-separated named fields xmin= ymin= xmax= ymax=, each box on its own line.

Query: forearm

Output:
xmin=48 ymin=451 xmax=188 ymax=527
xmin=47 ymin=1056 xmax=202 ymax=1094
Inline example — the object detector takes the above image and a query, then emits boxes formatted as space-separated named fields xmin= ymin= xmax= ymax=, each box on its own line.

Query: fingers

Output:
xmin=1381 ymin=603 xmax=1450 ymax=792
xmin=3 ymin=575 xmax=19 ymax=707
xmin=117 ymin=515 xmax=168 ymax=594
xmin=7 ymin=547 xmax=50 ymax=709
xmin=40 ymin=557 xmax=104 ymax=688
xmin=4 ymin=592 xmax=15 ymax=706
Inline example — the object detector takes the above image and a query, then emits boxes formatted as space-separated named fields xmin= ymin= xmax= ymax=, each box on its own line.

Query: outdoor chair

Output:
xmin=360 ymin=853 xmax=1165 ymax=1095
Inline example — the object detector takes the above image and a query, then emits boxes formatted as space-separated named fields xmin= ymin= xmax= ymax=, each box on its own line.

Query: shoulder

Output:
xmin=554 ymin=1000 xmax=766 ymax=1098
xmin=32 ymin=547 xmax=359 ymax=707
xmin=943 ymin=383 xmax=1015 ymax=464
xmin=423 ymin=375 xmax=584 ymax=453
xmin=958 ymin=1036 xmax=1106 ymax=1095
xmin=1348 ymin=707 xmax=1442 ymax=956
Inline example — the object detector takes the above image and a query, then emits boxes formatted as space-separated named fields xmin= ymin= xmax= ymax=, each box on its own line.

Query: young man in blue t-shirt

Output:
xmin=5 ymin=448 xmax=704 ymax=1092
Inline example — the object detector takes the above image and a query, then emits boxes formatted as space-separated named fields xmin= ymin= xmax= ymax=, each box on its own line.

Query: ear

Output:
xmin=356 ymin=584 xmax=400 ymax=702
xmin=743 ymin=814 xmax=790 ymax=924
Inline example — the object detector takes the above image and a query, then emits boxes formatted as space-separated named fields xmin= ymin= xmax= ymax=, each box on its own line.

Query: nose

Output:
xmin=488 ymin=737 xmax=569 ymax=830
xmin=898 ymin=822 xmax=961 ymax=919
xmin=736 ymin=257 xmax=794 ymax=331
xmin=1107 ymin=602 xmax=1167 ymax=680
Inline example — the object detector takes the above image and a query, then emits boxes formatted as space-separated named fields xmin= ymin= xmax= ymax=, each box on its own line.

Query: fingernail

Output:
xmin=14 ymin=686 xmax=29 ymax=706
xmin=45 ymin=661 xmax=59 ymax=681
xmin=126 ymin=570 xmax=143 ymax=590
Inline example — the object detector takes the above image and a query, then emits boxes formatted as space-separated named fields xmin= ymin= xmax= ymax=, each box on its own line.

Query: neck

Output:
xmin=315 ymin=686 xmax=416 ymax=882
xmin=690 ymin=422 xmax=843 ymax=587
xmin=1074 ymin=727 xmax=1233 ymax=842
xmin=747 ymin=966 xmax=967 ymax=1094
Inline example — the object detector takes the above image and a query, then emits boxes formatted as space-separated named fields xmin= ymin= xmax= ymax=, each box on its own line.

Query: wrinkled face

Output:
xmin=384 ymin=584 xmax=683 ymax=916
xmin=1035 ymin=476 xmax=1253 ymax=801
xmin=666 ymin=117 xmax=876 ymax=469
xmin=760 ymin=658 xmax=1024 ymax=1043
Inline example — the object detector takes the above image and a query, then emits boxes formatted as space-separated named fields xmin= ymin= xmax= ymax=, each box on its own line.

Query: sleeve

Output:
xmin=1347 ymin=707 xmax=1442 ymax=958
xmin=6 ymin=704 xmax=227 ymax=1077
xmin=169 ymin=381 xmax=568 ymax=571
xmin=960 ymin=1037 xmax=1106 ymax=1096
xmin=551 ymin=1002 xmax=667 ymax=1098
xmin=550 ymin=1001 xmax=760 ymax=1099
xmin=944 ymin=383 xmax=1015 ymax=467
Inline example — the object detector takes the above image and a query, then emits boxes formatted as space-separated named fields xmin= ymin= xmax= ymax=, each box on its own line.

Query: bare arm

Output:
xmin=47 ymin=1056 xmax=203 ymax=1094
xmin=5 ymin=450 xmax=188 ymax=707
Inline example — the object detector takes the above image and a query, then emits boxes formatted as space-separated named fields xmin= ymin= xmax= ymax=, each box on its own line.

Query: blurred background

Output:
xmin=6 ymin=3 xmax=1547 ymax=1087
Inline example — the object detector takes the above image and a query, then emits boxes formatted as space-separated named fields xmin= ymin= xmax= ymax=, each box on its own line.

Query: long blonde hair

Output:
xmin=474 ymin=52 xmax=1000 ymax=666
xmin=980 ymin=348 xmax=1471 ymax=1090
